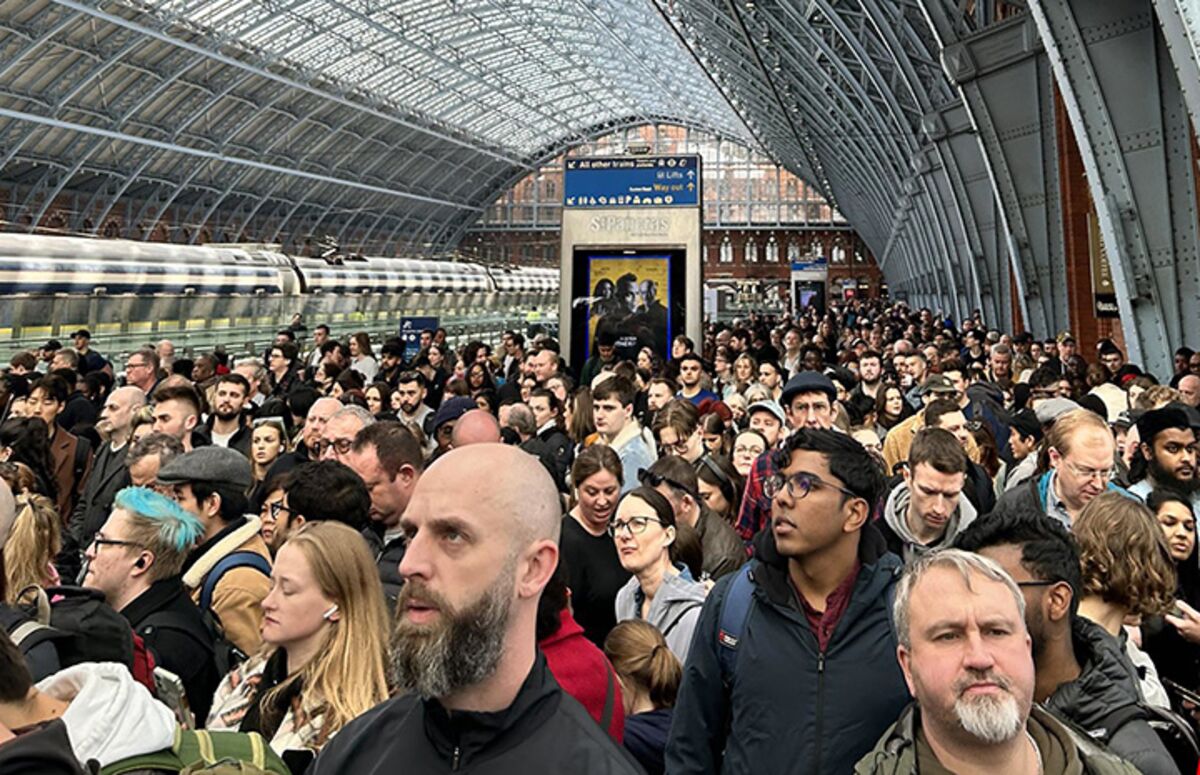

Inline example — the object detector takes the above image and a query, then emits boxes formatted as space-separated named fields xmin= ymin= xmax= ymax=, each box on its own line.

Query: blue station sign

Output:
xmin=564 ymin=155 xmax=701 ymax=208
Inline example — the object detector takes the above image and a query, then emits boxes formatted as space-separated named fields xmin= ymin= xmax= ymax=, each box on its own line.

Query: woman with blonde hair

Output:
xmin=725 ymin=353 xmax=758 ymax=400
xmin=3 ymin=492 xmax=60 ymax=601
xmin=208 ymin=520 xmax=389 ymax=766
xmin=604 ymin=619 xmax=682 ymax=775
xmin=1075 ymin=491 xmax=1176 ymax=708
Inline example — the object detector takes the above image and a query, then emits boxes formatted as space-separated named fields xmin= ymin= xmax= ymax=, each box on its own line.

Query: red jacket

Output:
xmin=539 ymin=608 xmax=625 ymax=743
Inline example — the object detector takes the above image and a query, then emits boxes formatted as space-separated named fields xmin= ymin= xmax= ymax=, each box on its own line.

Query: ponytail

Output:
xmin=604 ymin=620 xmax=682 ymax=711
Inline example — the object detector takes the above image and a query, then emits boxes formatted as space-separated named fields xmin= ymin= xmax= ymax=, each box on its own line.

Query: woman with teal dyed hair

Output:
xmin=82 ymin=486 xmax=222 ymax=725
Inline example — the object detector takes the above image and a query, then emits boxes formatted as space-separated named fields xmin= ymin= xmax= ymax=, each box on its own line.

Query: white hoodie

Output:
xmin=36 ymin=662 xmax=177 ymax=768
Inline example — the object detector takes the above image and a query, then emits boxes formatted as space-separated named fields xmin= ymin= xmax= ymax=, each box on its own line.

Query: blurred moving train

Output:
xmin=0 ymin=235 xmax=560 ymax=344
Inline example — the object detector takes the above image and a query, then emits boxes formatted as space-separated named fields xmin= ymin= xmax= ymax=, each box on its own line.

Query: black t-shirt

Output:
xmin=559 ymin=515 xmax=631 ymax=647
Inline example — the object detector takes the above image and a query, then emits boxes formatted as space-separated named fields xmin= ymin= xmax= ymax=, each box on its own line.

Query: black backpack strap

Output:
xmin=660 ymin=601 xmax=704 ymax=639
xmin=599 ymin=664 xmax=616 ymax=733
xmin=137 ymin=611 xmax=215 ymax=655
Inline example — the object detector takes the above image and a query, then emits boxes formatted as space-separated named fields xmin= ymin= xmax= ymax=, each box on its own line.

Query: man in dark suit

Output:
xmin=60 ymin=386 xmax=145 ymax=582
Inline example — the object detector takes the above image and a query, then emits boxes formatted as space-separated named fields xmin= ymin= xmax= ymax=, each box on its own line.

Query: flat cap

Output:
xmin=780 ymin=371 xmax=837 ymax=406
xmin=1034 ymin=397 xmax=1080 ymax=425
xmin=157 ymin=446 xmax=252 ymax=490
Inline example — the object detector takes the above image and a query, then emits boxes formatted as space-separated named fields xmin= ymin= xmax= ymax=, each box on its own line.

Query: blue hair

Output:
xmin=112 ymin=486 xmax=205 ymax=554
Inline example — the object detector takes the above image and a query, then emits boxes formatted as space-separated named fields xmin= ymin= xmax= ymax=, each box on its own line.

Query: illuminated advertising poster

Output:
xmin=585 ymin=253 xmax=671 ymax=361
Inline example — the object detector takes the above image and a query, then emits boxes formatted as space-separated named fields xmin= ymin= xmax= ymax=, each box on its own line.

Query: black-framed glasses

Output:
xmin=124 ymin=360 xmax=148 ymax=370
xmin=638 ymin=469 xmax=698 ymax=500
xmin=1015 ymin=580 xmax=1057 ymax=588
xmin=322 ymin=438 xmax=355 ymax=456
xmin=607 ymin=516 xmax=665 ymax=537
xmin=764 ymin=471 xmax=859 ymax=501
xmin=265 ymin=501 xmax=294 ymax=522
xmin=90 ymin=536 xmax=140 ymax=551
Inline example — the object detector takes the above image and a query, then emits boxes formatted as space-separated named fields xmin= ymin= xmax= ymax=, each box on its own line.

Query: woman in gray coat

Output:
xmin=612 ymin=487 xmax=708 ymax=663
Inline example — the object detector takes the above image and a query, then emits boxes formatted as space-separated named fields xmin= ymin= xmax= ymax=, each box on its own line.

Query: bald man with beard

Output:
xmin=310 ymin=445 xmax=640 ymax=774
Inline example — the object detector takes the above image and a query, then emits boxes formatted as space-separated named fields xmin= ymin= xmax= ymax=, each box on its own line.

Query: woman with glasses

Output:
xmin=257 ymin=474 xmax=290 ymax=555
xmin=731 ymin=429 xmax=768 ymax=478
xmin=611 ymin=487 xmax=707 ymax=662
xmin=208 ymin=521 xmax=389 ymax=768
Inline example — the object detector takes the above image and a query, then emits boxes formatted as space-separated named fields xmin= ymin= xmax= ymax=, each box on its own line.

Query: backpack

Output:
xmin=715 ymin=563 xmax=898 ymax=684
xmin=139 ymin=606 xmax=246 ymax=682
xmin=98 ymin=728 xmax=289 ymax=775
xmin=199 ymin=551 xmax=272 ymax=612
xmin=10 ymin=585 xmax=158 ymax=695
xmin=1096 ymin=702 xmax=1199 ymax=774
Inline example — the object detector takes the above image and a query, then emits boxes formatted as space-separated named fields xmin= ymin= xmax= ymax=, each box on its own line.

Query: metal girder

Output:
xmin=920 ymin=4 xmax=1065 ymax=337
xmin=1152 ymin=0 xmax=1200 ymax=136
xmin=1029 ymin=0 xmax=1199 ymax=376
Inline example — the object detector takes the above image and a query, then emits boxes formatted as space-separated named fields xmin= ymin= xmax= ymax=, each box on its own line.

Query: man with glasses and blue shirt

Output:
xmin=993 ymin=408 xmax=1127 ymax=527
xmin=667 ymin=428 xmax=911 ymax=775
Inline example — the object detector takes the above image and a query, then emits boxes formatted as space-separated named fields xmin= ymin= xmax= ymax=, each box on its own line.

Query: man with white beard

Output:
xmin=952 ymin=510 xmax=1177 ymax=775
xmin=857 ymin=549 xmax=1140 ymax=774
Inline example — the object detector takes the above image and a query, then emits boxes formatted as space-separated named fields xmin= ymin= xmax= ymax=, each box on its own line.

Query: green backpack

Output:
xmin=99 ymin=728 xmax=291 ymax=775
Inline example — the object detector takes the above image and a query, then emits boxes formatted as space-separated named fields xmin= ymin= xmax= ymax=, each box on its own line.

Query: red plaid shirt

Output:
xmin=735 ymin=447 xmax=778 ymax=544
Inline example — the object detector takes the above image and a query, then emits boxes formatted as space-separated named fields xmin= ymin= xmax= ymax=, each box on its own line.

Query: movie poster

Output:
xmin=585 ymin=254 xmax=672 ymax=361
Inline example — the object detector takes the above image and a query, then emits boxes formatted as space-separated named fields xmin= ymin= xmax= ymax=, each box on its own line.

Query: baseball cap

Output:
xmin=780 ymin=372 xmax=837 ymax=406
xmin=747 ymin=399 xmax=787 ymax=426
xmin=41 ymin=339 xmax=62 ymax=352
xmin=156 ymin=446 xmax=252 ymax=490
xmin=70 ymin=329 xmax=91 ymax=340
xmin=433 ymin=396 xmax=476 ymax=432
xmin=1056 ymin=331 xmax=1075 ymax=345
xmin=918 ymin=375 xmax=957 ymax=396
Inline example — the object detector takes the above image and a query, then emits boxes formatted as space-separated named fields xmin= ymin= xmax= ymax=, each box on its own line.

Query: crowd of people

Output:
xmin=0 ymin=303 xmax=1198 ymax=773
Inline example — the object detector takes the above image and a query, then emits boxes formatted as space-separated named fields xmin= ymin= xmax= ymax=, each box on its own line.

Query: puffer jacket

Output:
xmin=1044 ymin=617 xmax=1180 ymax=775
xmin=877 ymin=481 xmax=977 ymax=564
xmin=855 ymin=702 xmax=1140 ymax=774
xmin=665 ymin=524 xmax=911 ymax=775
xmin=614 ymin=566 xmax=707 ymax=663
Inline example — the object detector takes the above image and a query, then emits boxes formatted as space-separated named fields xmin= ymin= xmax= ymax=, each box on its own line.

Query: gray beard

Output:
xmin=954 ymin=692 xmax=1025 ymax=744
xmin=388 ymin=569 xmax=513 ymax=700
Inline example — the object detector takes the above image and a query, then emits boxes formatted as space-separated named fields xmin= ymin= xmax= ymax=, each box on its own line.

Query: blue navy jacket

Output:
xmin=665 ymin=524 xmax=911 ymax=775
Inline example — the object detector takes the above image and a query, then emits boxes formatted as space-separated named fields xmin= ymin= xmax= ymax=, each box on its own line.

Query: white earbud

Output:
xmin=322 ymin=604 xmax=339 ymax=621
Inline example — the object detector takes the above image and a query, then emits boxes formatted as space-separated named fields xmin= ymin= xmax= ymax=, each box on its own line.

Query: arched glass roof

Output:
xmin=145 ymin=0 xmax=751 ymax=155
